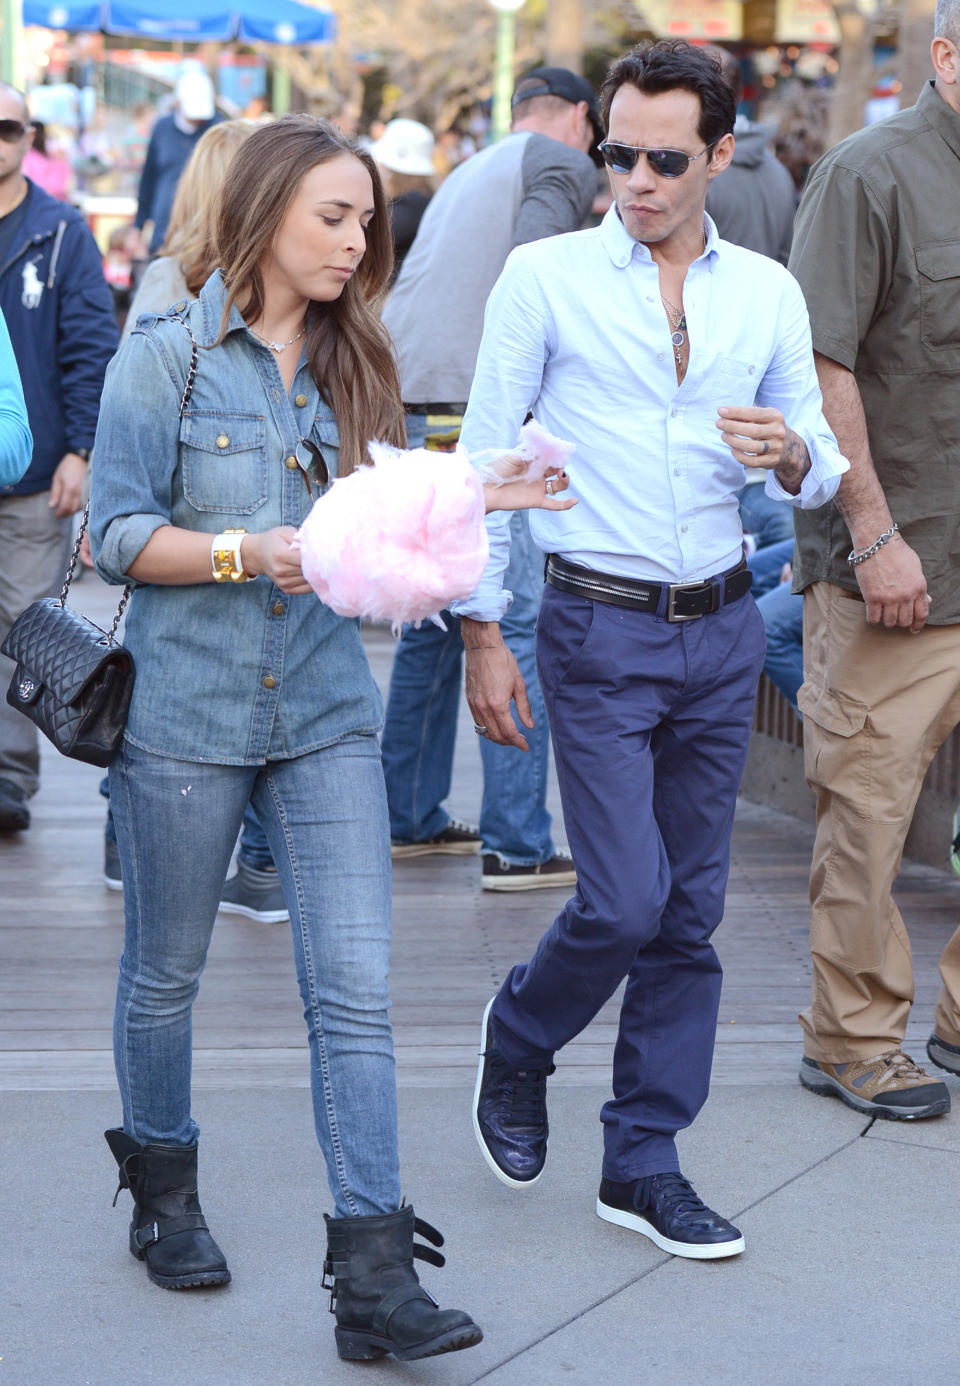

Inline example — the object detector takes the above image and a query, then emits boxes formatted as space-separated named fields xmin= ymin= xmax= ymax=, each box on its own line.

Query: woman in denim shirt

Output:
xmin=88 ymin=117 xmax=483 ymax=1365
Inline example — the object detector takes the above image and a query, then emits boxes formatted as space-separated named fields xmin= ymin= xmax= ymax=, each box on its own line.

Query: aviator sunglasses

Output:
xmin=598 ymin=140 xmax=714 ymax=178
xmin=0 ymin=119 xmax=28 ymax=143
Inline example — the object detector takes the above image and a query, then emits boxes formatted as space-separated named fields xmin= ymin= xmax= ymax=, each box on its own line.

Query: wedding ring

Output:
xmin=473 ymin=723 xmax=488 ymax=736
xmin=545 ymin=478 xmax=556 ymax=496
xmin=760 ymin=440 xmax=770 ymax=456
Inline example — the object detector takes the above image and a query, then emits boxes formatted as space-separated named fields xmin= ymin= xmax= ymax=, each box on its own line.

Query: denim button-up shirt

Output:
xmin=90 ymin=270 xmax=382 ymax=765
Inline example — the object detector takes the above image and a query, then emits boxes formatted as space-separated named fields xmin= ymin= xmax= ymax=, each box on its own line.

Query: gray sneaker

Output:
xmin=219 ymin=860 xmax=289 ymax=924
xmin=104 ymin=836 xmax=123 ymax=892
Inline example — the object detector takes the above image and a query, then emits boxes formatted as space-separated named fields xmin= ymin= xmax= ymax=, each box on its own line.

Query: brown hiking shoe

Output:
xmin=799 ymin=1050 xmax=950 ymax=1120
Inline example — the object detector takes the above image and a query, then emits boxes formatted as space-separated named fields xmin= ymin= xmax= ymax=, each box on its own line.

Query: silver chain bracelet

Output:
xmin=847 ymin=523 xmax=900 ymax=566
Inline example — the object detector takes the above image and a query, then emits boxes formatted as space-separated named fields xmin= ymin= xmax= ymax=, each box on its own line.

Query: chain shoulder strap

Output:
xmin=58 ymin=311 xmax=201 ymax=637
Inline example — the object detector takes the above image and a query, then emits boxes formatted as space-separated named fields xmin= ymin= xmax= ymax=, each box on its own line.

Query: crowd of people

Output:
xmin=1 ymin=6 xmax=960 ymax=1366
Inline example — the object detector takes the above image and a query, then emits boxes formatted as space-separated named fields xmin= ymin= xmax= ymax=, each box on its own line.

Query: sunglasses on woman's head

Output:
xmin=0 ymin=120 xmax=28 ymax=143
xmin=597 ymin=141 xmax=714 ymax=178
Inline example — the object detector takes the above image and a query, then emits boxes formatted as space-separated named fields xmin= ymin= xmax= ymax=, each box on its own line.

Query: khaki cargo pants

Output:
xmin=799 ymin=581 xmax=960 ymax=1061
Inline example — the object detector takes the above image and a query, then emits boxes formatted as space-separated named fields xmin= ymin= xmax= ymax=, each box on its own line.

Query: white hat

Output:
xmin=370 ymin=119 xmax=435 ymax=177
xmin=176 ymin=71 xmax=216 ymax=122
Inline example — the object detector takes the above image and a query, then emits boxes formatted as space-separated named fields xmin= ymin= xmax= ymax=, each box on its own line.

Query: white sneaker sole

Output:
xmin=481 ymin=869 xmax=577 ymax=892
xmin=103 ymin=875 xmax=123 ymax=893
xmin=217 ymin=900 xmax=289 ymax=924
xmin=596 ymin=1199 xmax=745 ymax=1259
xmin=472 ymin=997 xmax=544 ymax=1190
xmin=391 ymin=841 xmax=480 ymax=859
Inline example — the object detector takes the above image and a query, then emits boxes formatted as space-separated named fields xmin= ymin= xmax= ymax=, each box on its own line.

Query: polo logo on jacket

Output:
xmin=21 ymin=260 xmax=43 ymax=309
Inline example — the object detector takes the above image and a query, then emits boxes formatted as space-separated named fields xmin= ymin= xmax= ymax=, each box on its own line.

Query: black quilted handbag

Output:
xmin=1 ymin=512 xmax=134 ymax=767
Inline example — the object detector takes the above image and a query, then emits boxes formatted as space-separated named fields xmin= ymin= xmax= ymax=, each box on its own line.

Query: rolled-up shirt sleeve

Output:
xmin=90 ymin=329 xmax=180 ymax=584
xmin=449 ymin=253 xmax=551 ymax=622
xmin=757 ymin=273 xmax=849 ymax=508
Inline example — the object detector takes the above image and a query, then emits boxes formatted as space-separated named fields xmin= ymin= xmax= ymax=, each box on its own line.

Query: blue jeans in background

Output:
xmin=738 ymin=482 xmax=795 ymax=550
xmin=756 ymin=581 xmax=804 ymax=710
xmin=746 ymin=537 xmax=795 ymax=597
xmin=108 ymin=733 xmax=400 ymax=1218
xmin=380 ymin=411 xmax=554 ymax=866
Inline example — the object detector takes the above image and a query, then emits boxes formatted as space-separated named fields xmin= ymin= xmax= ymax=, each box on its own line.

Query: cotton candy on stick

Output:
xmin=475 ymin=419 xmax=576 ymax=486
xmin=295 ymin=441 xmax=489 ymax=627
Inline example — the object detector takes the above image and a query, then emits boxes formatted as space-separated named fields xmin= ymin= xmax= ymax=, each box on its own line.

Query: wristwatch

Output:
xmin=211 ymin=528 xmax=250 ymax=582
xmin=72 ymin=448 xmax=91 ymax=462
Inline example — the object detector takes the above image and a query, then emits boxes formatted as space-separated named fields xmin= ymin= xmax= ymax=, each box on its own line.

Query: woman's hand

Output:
xmin=241 ymin=527 xmax=313 ymax=594
xmin=482 ymin=452 xmax=577 ymax=514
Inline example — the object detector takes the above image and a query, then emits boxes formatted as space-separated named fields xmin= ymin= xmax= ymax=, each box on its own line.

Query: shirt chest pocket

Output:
xmin=180 ymin=410 xmax=268 ymax=515
xmin=916 ymin=242 xmax=960 ymax=352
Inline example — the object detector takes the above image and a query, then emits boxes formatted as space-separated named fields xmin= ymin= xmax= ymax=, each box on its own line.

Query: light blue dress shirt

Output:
xmin=451 ymin=207 xmax=848 ymax=622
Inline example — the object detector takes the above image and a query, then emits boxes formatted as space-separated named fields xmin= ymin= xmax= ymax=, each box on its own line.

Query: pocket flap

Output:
xmin=916 ymin=243 xmax=960 ymax=282
xmin=180 ymin=410 xmax=265 ymax=455
xmin=797 ymin=681 xmax=868 ymax=737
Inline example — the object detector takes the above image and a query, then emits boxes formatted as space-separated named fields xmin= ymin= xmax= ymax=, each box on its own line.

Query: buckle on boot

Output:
xmin=134 ymin=1221 xmax=160 ymax=1250
xmin=322 ymin=1253 xmax=337 ymax=1313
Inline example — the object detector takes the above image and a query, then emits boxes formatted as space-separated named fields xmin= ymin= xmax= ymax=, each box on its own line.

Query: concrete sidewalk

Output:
xmin=2 ymin=575 xmax=959 ymax=1386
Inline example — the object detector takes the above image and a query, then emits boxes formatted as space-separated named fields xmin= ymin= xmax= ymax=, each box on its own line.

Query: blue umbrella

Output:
xmin=23 ymin=0 xmax=335 ymax=42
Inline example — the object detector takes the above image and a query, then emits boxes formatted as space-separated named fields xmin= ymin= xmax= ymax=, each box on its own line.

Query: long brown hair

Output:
xmin=162 ymin=119 xmax=255 ymax=296
xmin=216 ymin=115 xmax=405 ymax=474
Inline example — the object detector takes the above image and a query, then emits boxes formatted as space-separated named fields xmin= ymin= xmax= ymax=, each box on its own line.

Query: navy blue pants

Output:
xmin=491 ymin=580 xmax=766 ymax=1180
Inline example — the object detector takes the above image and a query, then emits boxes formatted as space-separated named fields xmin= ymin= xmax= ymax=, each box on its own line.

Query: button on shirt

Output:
xmin=451 ymin=208 xmax=847 ymax=622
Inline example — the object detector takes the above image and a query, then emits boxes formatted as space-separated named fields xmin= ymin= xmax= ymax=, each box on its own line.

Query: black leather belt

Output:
xmin=545 ymin=554 xmax=753 ymax=622
xmin=403 ymin=401 xmax=467 ymax=416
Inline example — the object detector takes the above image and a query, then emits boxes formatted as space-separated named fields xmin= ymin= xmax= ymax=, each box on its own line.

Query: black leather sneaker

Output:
xmin=597 ymin=1172 xmax=745 ymax=1259
xmin=391 ymin=818 xmax=481 ymax=859
xmin=472 ymin=997 xmax=554 ymax=1188
xmin=481 ymin=849 xmax=577 ymax=892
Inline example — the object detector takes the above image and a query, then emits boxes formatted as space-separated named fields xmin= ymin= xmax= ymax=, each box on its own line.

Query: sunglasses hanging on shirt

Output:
xmin=597 ymin=141 xmax=715 ymax=178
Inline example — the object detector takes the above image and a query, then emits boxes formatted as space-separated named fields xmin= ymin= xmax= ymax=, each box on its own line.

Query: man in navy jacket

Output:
xmin=0 ymin=81 xmax=118 ymax=831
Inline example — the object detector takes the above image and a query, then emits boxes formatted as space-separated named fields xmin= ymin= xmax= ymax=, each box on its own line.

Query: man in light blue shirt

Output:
xmin=461 ymin=41 xmax=847 ymax=1261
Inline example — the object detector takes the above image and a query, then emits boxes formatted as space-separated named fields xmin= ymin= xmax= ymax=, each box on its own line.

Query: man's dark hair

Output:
xmin=600 ymin=40 xmax=737 ymax=151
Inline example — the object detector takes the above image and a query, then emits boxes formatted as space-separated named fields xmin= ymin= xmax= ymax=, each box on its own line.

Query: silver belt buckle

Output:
xmin=667 ymin=579 xmax=709 ymax=623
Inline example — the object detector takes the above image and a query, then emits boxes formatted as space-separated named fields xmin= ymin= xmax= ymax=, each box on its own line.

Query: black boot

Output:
xmin=323 ymin=1205 xmax=482 ymax=1361
xmin=104 ymin=1128 xmax=231 ymax=1290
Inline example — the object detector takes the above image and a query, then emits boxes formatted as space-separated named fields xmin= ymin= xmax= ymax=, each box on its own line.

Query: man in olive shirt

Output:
xmin=787 ymin=1 xmax=960 ymax=1120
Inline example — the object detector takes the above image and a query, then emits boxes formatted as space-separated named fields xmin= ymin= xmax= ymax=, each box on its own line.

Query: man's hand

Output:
xmin=462 ymin=619 xmax=533 ymax=751
xmin=716 ymin=406 xmax=811 ymax=495
xmin=853 ymin=534 xmax=930 ymax=632
xmin=48 ymin=453 xmax=88 ymax=517
xmin=483 ymin=457 xmax=577 ymax=515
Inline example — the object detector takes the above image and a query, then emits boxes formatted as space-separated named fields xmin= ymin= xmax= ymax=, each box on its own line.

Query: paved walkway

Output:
xmin=2 ymin=575 xmax=960 ymax=1385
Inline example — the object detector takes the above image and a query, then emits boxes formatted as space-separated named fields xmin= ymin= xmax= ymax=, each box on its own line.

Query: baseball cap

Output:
xmin=176 ymin=71 xmax=216 ymax=123
xmin=512 ymin=65 xmax=603 ymax=142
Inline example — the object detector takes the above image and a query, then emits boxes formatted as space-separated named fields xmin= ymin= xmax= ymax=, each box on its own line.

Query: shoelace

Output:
xmin=485 ymin=1049 xmax=552 ymax=1128
xmin=646 ymin=1173 xmax=711 ymax=1220
xmin=872 ymin=1051 xmax=932 ymax=1089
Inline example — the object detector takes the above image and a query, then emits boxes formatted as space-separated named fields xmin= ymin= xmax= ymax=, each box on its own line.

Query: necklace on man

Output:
xmin=660 ymin=291 xmax=688 ymax=371
xmin=250 ymin=324 xmax=306 ymax=354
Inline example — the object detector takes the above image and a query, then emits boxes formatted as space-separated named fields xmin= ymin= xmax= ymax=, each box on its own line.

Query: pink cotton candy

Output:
xmin=296 ymin=441 xmax=489 ymax=625
xmin=516 ymin=419 xmax=576 ymax=480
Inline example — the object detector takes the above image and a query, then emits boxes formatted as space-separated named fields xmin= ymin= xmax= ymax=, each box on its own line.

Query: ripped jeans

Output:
xmin=108 ymin=734 xmax=400 ymax=1218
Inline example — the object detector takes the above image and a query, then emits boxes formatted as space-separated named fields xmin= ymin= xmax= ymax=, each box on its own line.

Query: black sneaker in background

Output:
xmin=481 ymin=849 xmax=576 ymax=892
xmin=391 ymin=818 xmax=481 ymax=859
xmin=597 ymin=1172 xmax=745 ymax=1259
xmin=0 ymin=777 xmax=29 ymax=832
